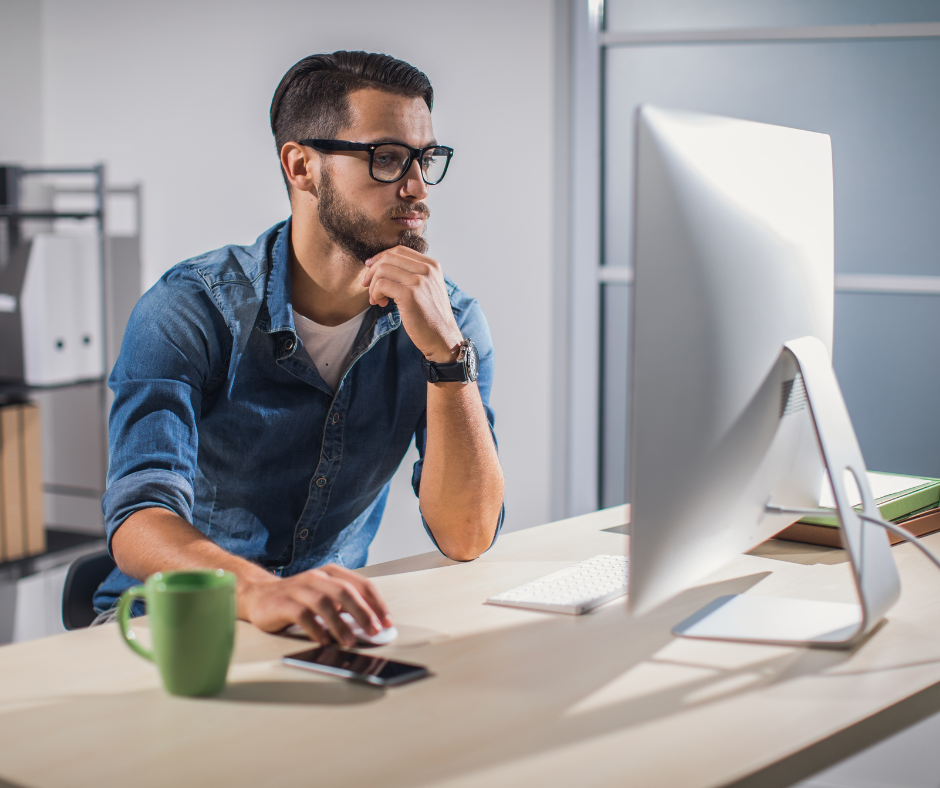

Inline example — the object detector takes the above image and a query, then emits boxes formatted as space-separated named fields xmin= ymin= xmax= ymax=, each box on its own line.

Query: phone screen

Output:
xmin=282 ymin=646 xmax=431 ymax=686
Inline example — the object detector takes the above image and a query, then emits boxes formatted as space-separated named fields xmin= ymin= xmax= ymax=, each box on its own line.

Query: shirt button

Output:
xmin=316 ymin=477 xmax=326 ymax=487
xmin=332 ymin=413 xmax=339 ymax=424
xmin=299 ymin=529 xmax=309 ymax=539
xmin=284 ymin=337 xmax=295 ymax=351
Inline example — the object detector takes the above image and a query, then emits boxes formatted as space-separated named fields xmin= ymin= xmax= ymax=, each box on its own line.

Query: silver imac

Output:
xmin=627 ymin=106 xmax=901 ymax=648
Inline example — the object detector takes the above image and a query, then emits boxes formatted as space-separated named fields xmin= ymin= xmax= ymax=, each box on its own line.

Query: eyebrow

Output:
xmin=366 ymin=136 xmax=440 ymax=148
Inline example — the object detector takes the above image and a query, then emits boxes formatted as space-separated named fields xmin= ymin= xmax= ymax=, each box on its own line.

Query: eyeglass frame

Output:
xmin=299 ymin=139 xmax=454 ymax=185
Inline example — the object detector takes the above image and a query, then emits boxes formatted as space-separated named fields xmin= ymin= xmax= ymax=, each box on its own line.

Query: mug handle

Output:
xmin=117 ymin=586 xmax=153 ymax=661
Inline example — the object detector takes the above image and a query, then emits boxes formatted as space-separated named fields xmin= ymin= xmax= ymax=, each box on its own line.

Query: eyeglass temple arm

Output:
xmin=299 ymin=139 xmax=369 ymax=152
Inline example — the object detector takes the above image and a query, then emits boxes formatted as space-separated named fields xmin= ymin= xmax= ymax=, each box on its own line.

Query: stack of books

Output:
xmin=776 ymin=471 xmax=940 ymax=548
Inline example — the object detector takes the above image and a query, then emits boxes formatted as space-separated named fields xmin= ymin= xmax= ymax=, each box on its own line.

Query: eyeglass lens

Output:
xmin=371 ymin=144 xmax=449 ymax=184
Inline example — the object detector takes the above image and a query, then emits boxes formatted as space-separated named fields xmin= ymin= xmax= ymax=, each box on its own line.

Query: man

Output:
xmin=94 ymin=51 xmax=505 ymax=647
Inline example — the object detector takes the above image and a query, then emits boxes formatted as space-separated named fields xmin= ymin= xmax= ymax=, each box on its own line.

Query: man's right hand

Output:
xmin=112 ymin=508 xmax=392 ymax=648
xmin=239 ymin=564 xmax=392 ymax=647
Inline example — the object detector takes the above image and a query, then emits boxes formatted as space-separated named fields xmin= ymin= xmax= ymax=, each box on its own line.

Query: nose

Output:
xmin=400 ymin=157 xmax=429 ymax=201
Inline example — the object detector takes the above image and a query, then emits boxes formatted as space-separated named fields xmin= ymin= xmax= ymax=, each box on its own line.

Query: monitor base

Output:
xmin=673 ymin=594 xmax=864 ymax=648
xmin=671 ymin=336 xmax=901 ymax=650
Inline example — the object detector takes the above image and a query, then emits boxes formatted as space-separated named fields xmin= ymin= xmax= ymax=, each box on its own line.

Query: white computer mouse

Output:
xmin=287 ymin=612 xmax=399 ymax=646
xmin=337 ymin=612 xmax=399 ymax=646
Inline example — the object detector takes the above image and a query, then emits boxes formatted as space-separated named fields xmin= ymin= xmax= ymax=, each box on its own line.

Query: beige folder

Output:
xmin=0 ymin=405 xmax=25 ymax=561
xmin=21 ymin=403 xmax=46 ymax=556
xmin=0 ymin=403 xmax=46 ymax=562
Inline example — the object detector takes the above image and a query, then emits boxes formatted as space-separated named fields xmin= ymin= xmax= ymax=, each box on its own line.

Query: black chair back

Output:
xmin=62 ymin=550 xmax=116 ymax=630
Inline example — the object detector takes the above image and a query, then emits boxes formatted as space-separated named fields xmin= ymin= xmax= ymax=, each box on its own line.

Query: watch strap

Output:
xmin=421 ymin=355 xmax=468 ymax=383
xmin=421 ymin=338 xmax=477 ymax=383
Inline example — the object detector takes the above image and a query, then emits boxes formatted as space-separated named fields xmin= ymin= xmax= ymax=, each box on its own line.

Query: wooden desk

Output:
xmin=2 ymin=506 xmax=940 ymax=788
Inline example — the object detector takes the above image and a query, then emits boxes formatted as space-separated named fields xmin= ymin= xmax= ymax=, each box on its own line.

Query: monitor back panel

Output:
xmin=628 ymin=106 xmax=834 ymax=616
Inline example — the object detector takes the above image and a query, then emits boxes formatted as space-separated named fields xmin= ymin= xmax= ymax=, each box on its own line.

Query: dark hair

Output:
xmin=270 ymin=51 xmax=434 ymax=191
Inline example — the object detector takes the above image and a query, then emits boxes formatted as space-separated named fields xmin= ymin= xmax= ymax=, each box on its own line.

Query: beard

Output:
xmin=317 ymin=166 xmax=429 ymax=264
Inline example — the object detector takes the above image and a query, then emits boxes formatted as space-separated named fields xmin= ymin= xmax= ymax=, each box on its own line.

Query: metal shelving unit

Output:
xmin=0 ymin=164 xmax=110 ymax=399
xmin=0 ymin=164 xmax=142 ymax=641
xmin=0 ymin=165 xmax=113 ymax=568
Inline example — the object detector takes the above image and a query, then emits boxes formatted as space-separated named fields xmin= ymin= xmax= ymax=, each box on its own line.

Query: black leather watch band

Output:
xmin=421 ymin=338 xmax=479 ymax=383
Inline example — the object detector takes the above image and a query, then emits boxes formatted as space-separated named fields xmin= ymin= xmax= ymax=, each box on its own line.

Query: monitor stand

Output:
xmin=673 ymin=335 xmax=901 ymax=649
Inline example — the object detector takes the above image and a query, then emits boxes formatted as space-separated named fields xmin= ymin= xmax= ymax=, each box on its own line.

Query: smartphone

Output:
xmin=282 ymin=646 xmax=431 ymax=687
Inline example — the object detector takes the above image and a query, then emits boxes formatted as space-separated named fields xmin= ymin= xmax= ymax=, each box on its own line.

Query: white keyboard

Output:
xmin=485 ymin=555 xmax=629 ymax=615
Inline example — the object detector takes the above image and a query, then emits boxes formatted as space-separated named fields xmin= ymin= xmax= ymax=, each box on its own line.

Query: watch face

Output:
xmin=466 ymin=341 xmax=479 ymax=382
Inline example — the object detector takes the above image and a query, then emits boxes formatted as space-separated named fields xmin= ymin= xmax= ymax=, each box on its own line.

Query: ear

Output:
xmin=280 ymin=142 xmax=319 ymax=195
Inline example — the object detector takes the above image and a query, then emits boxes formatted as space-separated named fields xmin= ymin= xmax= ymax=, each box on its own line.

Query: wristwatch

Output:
xmin=421 ymin=338 xmax=479 ymax=384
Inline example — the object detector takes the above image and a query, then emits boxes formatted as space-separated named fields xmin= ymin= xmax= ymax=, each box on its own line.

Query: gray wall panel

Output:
xmin=834 ymin=292 xmax=940 ymax=478
xmin=604 ymin=40 xmax=940 ymax=276
xmin=600 ymin=283 xmax=631 ymax=508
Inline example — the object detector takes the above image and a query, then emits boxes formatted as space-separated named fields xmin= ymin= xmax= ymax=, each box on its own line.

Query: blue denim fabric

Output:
xmin=94 ymin=218 xmax=503 ymax=614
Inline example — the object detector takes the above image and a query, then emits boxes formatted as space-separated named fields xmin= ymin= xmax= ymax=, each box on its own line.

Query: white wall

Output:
xmin=34 ymin=0 xmax=559 ymax=559
xmin=0 ymin=0 xmax=42 ymax=163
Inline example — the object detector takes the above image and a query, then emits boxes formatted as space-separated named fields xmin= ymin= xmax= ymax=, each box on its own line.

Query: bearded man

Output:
xmin=94 ymin=51 xmax=505 ymax=646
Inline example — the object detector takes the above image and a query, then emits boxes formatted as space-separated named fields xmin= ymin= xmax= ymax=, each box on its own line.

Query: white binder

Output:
xmin=20 ymin=234 xmax=103 ymax=386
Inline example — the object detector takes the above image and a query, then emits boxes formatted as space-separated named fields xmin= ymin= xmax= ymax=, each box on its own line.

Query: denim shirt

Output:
xmin=94 ymin=219 xmax=503 ymax=613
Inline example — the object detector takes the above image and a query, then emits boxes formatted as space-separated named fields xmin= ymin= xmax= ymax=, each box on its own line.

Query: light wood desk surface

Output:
xmin=2 ymin=506 xmax=940 ymax=788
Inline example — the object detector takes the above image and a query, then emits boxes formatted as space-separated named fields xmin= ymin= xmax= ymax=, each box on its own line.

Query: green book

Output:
xmin=798 ymin=471 xmax=940 ymax=529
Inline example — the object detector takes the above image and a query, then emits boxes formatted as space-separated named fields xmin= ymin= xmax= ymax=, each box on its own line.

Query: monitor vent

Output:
xmin=781 ymin=375 xmax=807 ymax=417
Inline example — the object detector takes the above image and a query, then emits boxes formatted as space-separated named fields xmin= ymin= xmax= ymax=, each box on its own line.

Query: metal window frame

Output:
xmin=553 ymin=0 xmax=605 ymax=519
xmin=601 ymin=22 xmax=940 ymax=47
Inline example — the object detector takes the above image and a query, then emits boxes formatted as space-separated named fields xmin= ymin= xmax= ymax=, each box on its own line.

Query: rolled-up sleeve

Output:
xmin=101 ymin=270 xmax=227 ymax=554
xmin=411 ymin=288 xmax=505 ymax=554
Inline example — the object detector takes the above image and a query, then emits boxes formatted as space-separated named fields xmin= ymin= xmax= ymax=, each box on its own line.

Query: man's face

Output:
xmin=315 ymin=88 xmax=435 ymax=263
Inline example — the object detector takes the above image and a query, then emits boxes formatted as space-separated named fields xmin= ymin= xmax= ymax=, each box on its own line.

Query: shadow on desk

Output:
xmin=216 ymin=679 xmax=384 ymax=706
xmin=340 ymin=570 xmax=861 ymax=788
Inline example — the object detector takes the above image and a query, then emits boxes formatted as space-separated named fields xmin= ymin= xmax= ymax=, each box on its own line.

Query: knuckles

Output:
xmin=249 ymin=565 xmax=381 ymax=636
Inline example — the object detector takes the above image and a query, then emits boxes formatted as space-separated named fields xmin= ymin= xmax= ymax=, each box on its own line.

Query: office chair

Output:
xmin=62 ymin=549 xmax=116 ymax=630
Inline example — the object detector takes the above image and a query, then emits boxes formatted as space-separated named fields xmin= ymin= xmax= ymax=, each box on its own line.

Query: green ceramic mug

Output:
xmin=117 ymin=569 xmax=236 ymax=697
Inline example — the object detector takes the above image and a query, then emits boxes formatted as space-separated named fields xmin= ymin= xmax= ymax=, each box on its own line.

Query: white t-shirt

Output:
xmin=292 ymin=307 xmax=369 ymax=392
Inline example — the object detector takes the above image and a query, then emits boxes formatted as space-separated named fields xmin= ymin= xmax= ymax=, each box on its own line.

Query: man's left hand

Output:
xmin=361 ymin=246 xmax=463 ymax=363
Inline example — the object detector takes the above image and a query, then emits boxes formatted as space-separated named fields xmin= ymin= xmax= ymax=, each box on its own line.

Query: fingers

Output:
xmin=250 ymin=596 xmax=333 ymax=645
xmin=321 ymin=565 xmax=393 ymax=628
xmin=300 ymin=590 xmax=358 ymax=647
xmin=361 ymin=257 xmax=431 ymax=291
xmin=393 ymin=245 xmax=439 ymax=266
xmin=282 ymin=566 xmax=391 ymax=647
xmin=290 ymin=603 xmax=332 ymax=646
xmin=362 ymin=260 xmax=412 ymax=304
xmin=368 ymin=246 xmax=436 ymax=271
xmin=366 ymin=267 xmax=423 ymax=294
xmin=369 ymin=244 xmax=439 ymax=267
xmin=306 ymin=573 xmax=381 ymax=640
xmin=361 ymin=246 xmax=439 ymax=288
xmin=242 ymin=566 xmax=392 ymax=648
xmin=368 ymin=277 xmax=410 ymax=308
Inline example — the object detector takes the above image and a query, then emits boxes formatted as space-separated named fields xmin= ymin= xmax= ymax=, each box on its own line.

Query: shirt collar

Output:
xmin=261 ymin=216 xmax=402 ymax=341
xmin=263 ymin=217 xmax=296 ymax=336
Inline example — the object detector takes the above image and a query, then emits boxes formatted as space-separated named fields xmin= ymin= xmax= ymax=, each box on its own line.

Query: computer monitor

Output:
xmin=627 ymin=106 xmax=900 ymax=648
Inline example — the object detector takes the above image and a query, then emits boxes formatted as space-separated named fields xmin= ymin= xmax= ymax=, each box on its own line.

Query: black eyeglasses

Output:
xmin=300 ymin=139 xmax=454 ymax=185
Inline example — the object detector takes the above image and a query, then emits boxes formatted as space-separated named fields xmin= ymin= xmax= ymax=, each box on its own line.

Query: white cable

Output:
xmin=857 ymin=513 xmax=940 ymax=573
